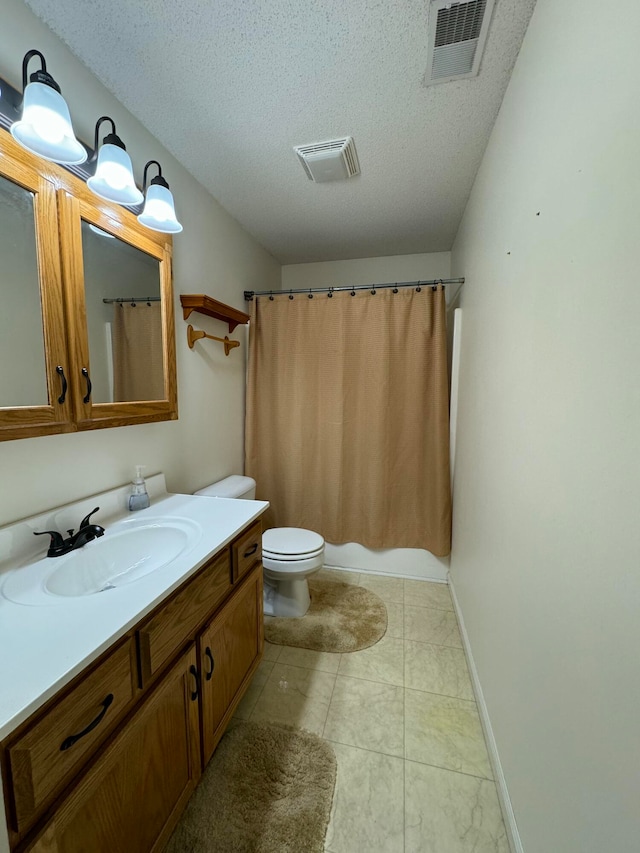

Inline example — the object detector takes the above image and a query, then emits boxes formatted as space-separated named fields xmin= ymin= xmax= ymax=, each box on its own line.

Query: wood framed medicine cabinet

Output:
xmin=0 ymin=131 xmax=177 ymax=442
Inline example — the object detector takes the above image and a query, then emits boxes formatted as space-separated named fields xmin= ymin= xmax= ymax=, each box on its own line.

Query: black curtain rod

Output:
xmin=102 ymin=296 xmax=161 ymax=304
xmin=244 ymin=277 xmax=464 ymax=301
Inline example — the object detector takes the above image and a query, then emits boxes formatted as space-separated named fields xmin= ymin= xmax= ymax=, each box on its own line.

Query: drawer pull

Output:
xmin=243 ymin=543 xmax=259 ymax=559
xmin=189 ymin=664 xmax=200 ymax=700
xmin=60 ymin=693 xmax=114 ymax=751
xmin=204 ymin=646 xmax=215 ymax=681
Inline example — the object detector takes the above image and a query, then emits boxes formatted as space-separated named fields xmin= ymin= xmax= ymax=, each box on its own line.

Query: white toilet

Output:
xmin=194 ymin=476 xmax=324 ymax=617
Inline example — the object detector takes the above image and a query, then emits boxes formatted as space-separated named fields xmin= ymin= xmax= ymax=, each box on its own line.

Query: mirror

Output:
xmin=0 ymin=174 xmax=49 ymax=407
xmin=80 ymin=220 xmax=165 ymax=403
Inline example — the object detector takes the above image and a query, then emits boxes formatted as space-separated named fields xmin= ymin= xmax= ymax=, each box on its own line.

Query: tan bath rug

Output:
xmin=165 ymin=720 xmax=336 ymax=853
xmin=264 ymin=577 xmax=388 ymax=653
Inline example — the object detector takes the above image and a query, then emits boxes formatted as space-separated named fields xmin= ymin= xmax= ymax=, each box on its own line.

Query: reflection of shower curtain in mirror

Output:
xmin=112 ymin=303 xmax=164 ymax=402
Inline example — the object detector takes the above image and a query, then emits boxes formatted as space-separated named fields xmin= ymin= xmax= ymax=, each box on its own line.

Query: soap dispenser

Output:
xmin=129 ymin=465 xmax=150 ymax=511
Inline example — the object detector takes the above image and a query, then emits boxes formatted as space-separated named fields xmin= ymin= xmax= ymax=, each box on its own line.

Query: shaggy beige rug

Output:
xmin=165 ymin=721 xmax=336 ymax=853
xmin=264 ymin=578 xmax=387 ymax=653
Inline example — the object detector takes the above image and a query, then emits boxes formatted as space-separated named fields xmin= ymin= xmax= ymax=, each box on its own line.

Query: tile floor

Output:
xmin=234 ymin=569 xmax=509 ymax=853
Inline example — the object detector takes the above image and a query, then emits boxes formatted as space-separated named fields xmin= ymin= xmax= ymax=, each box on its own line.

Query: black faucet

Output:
xmin=34 ymin=507 xmax=106 ymax=557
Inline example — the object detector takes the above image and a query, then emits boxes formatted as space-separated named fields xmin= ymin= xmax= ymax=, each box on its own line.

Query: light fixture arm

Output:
xmin=93 ymin=116 xmax=116 ymax=151
xmin=21 ymin=49 xmax=60 ymax=93
xmin=87 ymin=116 xmax=124 ymax=164
xmin=142 ymin=159 xmax=169 ymax=192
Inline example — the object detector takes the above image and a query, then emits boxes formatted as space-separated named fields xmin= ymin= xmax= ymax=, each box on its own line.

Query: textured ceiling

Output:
xmin=24 ymin=0 xmax=536 ymax=263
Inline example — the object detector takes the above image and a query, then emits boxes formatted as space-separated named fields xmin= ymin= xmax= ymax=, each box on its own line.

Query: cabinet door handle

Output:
xmin=60 ymin=694 xmax=114 ymax=751
xmin=56 ymin=365 xmax=68 ymax=404
xmin=204 ymin=646 xmax=215 ymax=681
xmin=189 ymin=664 xmax=200 ymax=700
xmin=243 ymin=543 xmax=259 ymax=559
xmin=81 ymin=367 xmax=92 ymax=403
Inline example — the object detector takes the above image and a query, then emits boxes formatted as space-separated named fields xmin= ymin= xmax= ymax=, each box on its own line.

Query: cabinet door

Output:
xmin=57 ymin=188 xmax=177 ymax=431
xmin=27 ymin=645 xmax=201 ymax=853
xmin=200 ymin=566 xmax=263 ymax=765
xmin=0 ymin=135 xmax=72 ymax=440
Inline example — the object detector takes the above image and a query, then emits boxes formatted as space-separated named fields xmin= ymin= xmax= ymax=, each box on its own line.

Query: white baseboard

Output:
xmin=323 ymin=563 xmax=448 ymax=583
xmin=324 ymin=542 xmax=449 ymax=581
xmin=448 ymin=572 xmax=524 ymax=853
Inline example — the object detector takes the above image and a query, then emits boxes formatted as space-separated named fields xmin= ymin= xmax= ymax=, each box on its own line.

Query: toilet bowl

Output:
xmin=194 ymin=476 xmax=324 ymax=617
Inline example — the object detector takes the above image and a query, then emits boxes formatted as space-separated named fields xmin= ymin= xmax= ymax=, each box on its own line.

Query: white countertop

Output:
xmin=0 ymin=482 xmax=268 ymax=742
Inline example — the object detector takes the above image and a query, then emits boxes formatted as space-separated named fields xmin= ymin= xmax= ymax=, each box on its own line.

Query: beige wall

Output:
xmin=282 ymin=251 xmax=451 ymax=291
xmin=449 ymin=0 xmax=640 ymax=851
xmin=0 ymin=0 xmax=280 ymax=527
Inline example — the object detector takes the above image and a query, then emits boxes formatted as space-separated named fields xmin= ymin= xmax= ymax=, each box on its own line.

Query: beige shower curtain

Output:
xmin=245 ymin=286 xmax=452 ymax=556
xmin=112 ymin=303 xmax=164 ymax=402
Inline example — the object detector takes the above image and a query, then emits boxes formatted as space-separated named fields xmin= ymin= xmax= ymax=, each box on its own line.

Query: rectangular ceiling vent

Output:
xmin=294 ymin=137 xmax=360 ymax=183
xmin=424 ymin=0 xmax=495 ymax=85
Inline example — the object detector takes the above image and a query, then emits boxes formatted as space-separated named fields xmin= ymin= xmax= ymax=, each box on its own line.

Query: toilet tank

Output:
xmin=194 ymin=475 xmax=256 ymax=500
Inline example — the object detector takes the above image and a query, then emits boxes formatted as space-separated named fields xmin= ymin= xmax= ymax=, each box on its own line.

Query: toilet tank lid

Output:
xmin=195 ymin=475 xmax=256 ymax=499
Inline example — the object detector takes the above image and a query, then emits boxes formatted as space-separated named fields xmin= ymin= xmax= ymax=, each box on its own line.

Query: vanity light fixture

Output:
xmin=137 ymin=160 xmax=183 ymax=234
xmin=10 ymin=50 xmax=86 ymax=165
xmin=87 ymin=116 xmax=143 ymax=205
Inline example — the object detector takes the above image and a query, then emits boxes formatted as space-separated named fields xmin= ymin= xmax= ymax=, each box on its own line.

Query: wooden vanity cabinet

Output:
xmin=5 ymin=638 xmax=137 ymax=834
xmin=2 ymin=517 xmax=264 ymax=853
xmin=137 ymin=549 xmax=232 ymax=687
xmin=199 ymin=567 xmax=263 ymax=764
xmin=27 ymin=645 xmax=201 ymax=853
xmin=231 ymin=519 xmax=262 ymax=584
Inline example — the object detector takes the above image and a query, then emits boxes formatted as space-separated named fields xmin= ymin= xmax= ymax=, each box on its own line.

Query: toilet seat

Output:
xmin=263 ymin=545 xmax=324 ymax=561
xmin=262 ymin=554 xmax=323 ymax=575
xmin=262 ymin=527 xmax=324 ymax=560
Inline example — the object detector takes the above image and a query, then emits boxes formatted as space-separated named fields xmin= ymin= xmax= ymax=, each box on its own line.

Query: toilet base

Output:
xmin=263 ymin=575 xmax=312 ymax=617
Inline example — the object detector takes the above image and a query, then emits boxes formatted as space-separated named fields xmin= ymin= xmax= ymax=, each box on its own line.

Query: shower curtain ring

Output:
xmin=328 ymin=287 xmax=333 ymax=298
xmin=393 ymin=283 xmax=398 ymax=293
xmin=269 ymin=290 xmax=274 ymax=301
xmin=308 ymin=288 xmax=313 ymax=299
xmin=371 ymin=288 xmax=376 ymax=295
xmin=415 ymin=282 xmax=422 ymax=292
xmin=289 ymin=290 xmax=294 ymax=300
xmin=350 ymin=288 xmax=356 ymax=296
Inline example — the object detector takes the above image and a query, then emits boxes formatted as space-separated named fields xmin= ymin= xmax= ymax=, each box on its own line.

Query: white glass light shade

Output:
xmin=11 ymin=81 xmax=86 ymax=164
xmin=137 ymin=183 xmax=183 ymax=233
xmin=87 ymin=144 xmax=143 ymax=205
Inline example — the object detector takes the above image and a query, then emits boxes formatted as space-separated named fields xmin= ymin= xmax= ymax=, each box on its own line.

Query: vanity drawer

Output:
xmin=138 ymin=549 xmax=231 ymax=686
xmin=231 ymin=520 xmax=262 ymax=583
xmin=6 ymin=637 xmax=136 ymax=832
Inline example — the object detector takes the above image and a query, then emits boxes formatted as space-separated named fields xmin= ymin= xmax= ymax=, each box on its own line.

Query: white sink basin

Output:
xmin=1 ymin=517 xmax=202 ymax=606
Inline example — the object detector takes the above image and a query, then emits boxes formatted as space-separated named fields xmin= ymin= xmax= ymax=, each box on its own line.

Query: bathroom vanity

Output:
xmin=0 ymin=476 xmax=268 ymax=852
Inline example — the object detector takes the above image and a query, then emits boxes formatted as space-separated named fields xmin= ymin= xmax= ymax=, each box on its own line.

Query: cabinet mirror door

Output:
xmin=0 ymin=138 xmax=72 ymax=441
xmin=58 ymin=190 xmax=177 ymax=428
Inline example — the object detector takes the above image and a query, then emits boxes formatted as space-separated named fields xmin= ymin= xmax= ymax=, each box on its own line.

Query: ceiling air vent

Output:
xmin=294 ymin=137 xmax=360 ymax=183
xmin=424 ymin=0 xmax=495 ymax=85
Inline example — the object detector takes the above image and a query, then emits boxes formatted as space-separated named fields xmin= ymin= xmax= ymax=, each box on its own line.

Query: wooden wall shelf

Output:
xmin=180 ymin=295 xmax=250 ymax=332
